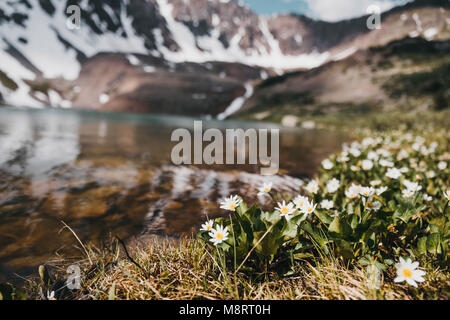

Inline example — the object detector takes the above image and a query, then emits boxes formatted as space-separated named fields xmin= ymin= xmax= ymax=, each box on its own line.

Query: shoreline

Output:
xmin=1 ymin=109 xmax=449 ymax=300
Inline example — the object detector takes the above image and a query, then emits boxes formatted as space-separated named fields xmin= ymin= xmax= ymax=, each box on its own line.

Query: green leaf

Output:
xmin=350 ymin=214 xmax=359 ymax=230
xmin=328 ymin=216 xmax=352 ymax=238
xmin=314 ymin=210 xmax=333 ymax=225
xmin=417 ymin=236 xmax=427 ymax=255
xmin=261 ymin=210 xmax=281 ymax=225
xmin=293 ymin=252 xmax=314 ymax=260
xmin=301 ymin=222 xmax=329 ymax=253
xmin=253 ymin=231 xmax=279 ymax=261
xmin=426 ymin=233 xmax=441 ymax=254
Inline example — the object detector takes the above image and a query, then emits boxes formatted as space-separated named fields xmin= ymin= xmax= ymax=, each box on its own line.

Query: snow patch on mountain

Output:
xmin=0 ymin=44 xmax=42 ymax=108
xmin=333 ymin=47 xmax=358 ymax=61
xmin=217 ymin=82 xmax=254 ymax=120
xmin=155 ymin=0 xmax=329 ymax=69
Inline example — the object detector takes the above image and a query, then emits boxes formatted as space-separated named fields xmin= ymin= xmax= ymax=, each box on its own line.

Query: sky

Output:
xmin=242 ymin=0 xmax=413 ymax=21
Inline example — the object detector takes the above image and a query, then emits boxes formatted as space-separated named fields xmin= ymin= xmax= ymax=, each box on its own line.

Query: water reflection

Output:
xmin=0 ymin=107 xmax=348 ymax=282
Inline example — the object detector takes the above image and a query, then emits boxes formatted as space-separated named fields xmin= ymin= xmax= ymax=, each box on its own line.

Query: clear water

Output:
xmin=0 ymin=107 xmax=348 ymax=281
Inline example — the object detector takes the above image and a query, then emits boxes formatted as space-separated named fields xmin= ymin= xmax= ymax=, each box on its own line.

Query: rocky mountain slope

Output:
xmin=235 ymin=37 xmax=450 ymax=123
xmin=0 ymin=0 xmax=449 ymax=116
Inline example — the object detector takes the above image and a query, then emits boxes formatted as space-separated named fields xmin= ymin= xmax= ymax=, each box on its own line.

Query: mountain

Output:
xmin=0 ymin=0 xmax=449 ymax=116
xmin=234 ymin=37 xmax=450 ymax=123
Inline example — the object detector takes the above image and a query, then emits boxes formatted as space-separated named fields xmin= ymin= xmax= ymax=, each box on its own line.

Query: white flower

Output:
xmin=399 ymin=167 xmax=409 ymax=173
xmin=394 ymin=258 xmax=426 ymax=288
xmin=351 ymin=165 xmax=360 ymax=172
xmin=201 ymin=220 xmax=214 ymax=232
xmin=438 ymin=161 xmax=447 ymax=170
xmin=320 ymin=200 xmax=334 ymax=210
xmin=47 ymin=290 xmax=56 ymax=300
xmin=403 ymin=180 xmax=422 ymax=192
xmin=404 ymin=133 xmax=413 ymax=142
xmin=430 ymin=141 xmax=438 ymax=150
xmin=345 ymin=184 xmax=360 ymax=199
xmin=397 ymin=149 xmax=409 ymax=161
xmin=363 ymin=198 xmax=381 ymax=211
xmin=402 ymin=189 xmax=415 ymax=198
xmin=377 ymin=149 xmax=391 ymax=158
xmin=337 ymin=154 xmax=350 ymax=163
xmin=293 ymin=195 xmax=309 ymax=210
xmin=258 ymin=182 xmax=273 ymax=196
xmin=305 ymin=180 xmax=319 ymax=194
xmin=342 ymin=143 xmax=349 ymax=151
xmin=321 ymin=159 xmax=333 ymax=170
xmin=414 ymin=136 xmax=425 ymax=145
xmin=360 ymin=187 xmax=375 ymax=198
xmin=370 ymin=180 xmax=382 ymax=187
xmin=386 ymin=168 xmax=402 ymax=179
xmin=444 ymin=190 xmax=450 ymax=201
xmin=301 ymin=200 xmax=317 ymax=215
xmin=351 ymin=141 xmax=361 ymax=149
xmin=349 ymin=147 xmax=361 ymax=157
xmin=420 ymin=146 xmax=431 ymax=156
xmin=353 ymin=184 xmax=362 ymax=194
xmin=380 ymin=159 xmax=394 ymax=168
xmin=219 ymin=195 xmax=242 ymax=211
xmin=326 ymin=178 xmax=340 ymax=194
xmin=367 ymin=151 xmax=379 ymax=161
xmin=361 ymin=160 xmax=374 ymax=171
xmin=209 ymin=225 xmax=229 ymax=246
xmin=376 ymin=186 xmax=388 ymax=196
xmin=362 ymin=137 xmax=376 ymax=148
xmin=423 ymin=194 xmax=433 ymax=202
xmin=276 ymin=201 xmax=296 ymax=220
xmin=426 ymin=170 xmax=436 ymax=179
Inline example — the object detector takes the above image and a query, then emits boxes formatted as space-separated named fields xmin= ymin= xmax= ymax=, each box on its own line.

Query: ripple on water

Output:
xmin=0 ymin=107 xmax=348 ymax=281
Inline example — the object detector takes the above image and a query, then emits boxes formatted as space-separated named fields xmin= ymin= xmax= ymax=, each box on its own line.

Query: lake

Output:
xmin=0 ymin=107 xmax=348 ymax=282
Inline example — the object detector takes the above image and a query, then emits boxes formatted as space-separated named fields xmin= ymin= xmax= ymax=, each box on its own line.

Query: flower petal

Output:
xmin=406 ymin=278 xmax=418 ymax=287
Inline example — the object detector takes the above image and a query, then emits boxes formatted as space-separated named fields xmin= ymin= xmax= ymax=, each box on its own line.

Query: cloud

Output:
xmin=302 ymin=0 xmax=413 ymax=22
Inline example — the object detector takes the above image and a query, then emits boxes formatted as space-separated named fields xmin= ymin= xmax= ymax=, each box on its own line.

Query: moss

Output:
xmin=0 ymin=70 xmax=18 ymax=91
xmin=382 ymin=63 xmax=450 ymax=110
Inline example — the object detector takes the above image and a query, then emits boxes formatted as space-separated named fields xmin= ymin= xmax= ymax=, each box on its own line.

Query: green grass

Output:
xmin=19 ymin=237 xmax=450 ymax=300
xmin=2 ymin=109 xmax=449 ymax=301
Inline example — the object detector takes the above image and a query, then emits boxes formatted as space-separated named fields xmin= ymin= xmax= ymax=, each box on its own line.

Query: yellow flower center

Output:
xmin=229 ymin=204 xmax=236 ymax=210
xmin=402 ymin=268 xmax=412 ymax=278
xmin=216 ymin=233 xmax=223 ymax=240
xmin=367 ymin=202 xmax=374 ymax=208
xmin=206 ymin=226 xmax=212 ymax=230
xmin=281 ymin=207 xmax=289 ymax=214
xmin=307 ymin=207 xmax=313 ymax=212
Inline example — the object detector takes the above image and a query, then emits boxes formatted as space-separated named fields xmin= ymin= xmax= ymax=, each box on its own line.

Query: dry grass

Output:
xmin=26 ymin=236 xmax=449 ymax=300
